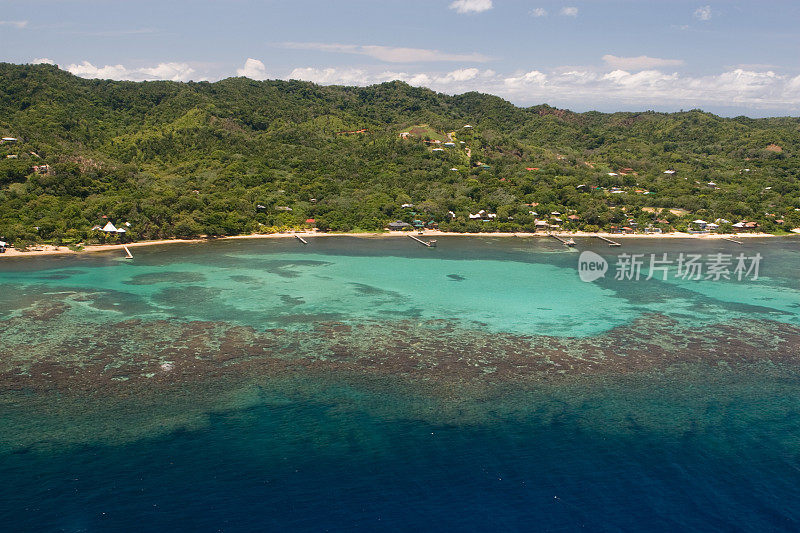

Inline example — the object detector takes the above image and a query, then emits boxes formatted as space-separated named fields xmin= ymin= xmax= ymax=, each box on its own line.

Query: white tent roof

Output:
xmin=102 ymin=222 xmax=118 ymax=232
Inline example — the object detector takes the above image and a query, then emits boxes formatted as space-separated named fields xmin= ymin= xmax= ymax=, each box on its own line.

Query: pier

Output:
xmin=721 ymin=237 xmax=743 ymax=245
xmin=123 ymin=245 xmax=133 ymax=259
xmin=595 ymin=235 xmax=622 ymax=247
xmin=294 ymin=235 xmax=308 ymax=245
xmin=408 ymin=235 xmax=436 ymax=247
xmin=549 ymin=233 xmax=576 ymax=247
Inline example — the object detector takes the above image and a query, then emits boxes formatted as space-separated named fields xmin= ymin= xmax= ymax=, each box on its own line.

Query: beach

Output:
xmin=0 ymin=229 xmax=788 ymax=259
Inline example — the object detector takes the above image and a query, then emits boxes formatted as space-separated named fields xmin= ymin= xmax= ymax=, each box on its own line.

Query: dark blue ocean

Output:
xmin=3 ymin=390 xmax=800 ymax=532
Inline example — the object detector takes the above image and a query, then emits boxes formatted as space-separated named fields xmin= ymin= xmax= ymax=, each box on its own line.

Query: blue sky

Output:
xmin=2 ymin=0 xmax=800 ymax=116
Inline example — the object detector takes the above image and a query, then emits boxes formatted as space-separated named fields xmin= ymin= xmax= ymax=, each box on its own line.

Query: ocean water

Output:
xmin=1 ymin=236 xmax=799 ymax=531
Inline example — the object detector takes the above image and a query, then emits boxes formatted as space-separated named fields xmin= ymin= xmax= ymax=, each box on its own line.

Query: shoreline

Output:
xmin=0 ymin=229 xmax=792 ymax=259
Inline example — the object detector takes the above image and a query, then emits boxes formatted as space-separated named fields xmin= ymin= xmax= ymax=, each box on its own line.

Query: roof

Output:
xmin=101 ymin=222 xmax=118 ymax=232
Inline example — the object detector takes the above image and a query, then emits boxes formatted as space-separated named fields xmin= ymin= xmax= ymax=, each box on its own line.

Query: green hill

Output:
xmin=0 ymin=62 xmax=798 ymax=244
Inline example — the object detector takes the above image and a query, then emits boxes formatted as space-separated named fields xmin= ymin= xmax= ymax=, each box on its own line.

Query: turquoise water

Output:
xmin=0 ymin=236 xmax=797 ymax=335
xmin=1 ymin=236 xmax=799 ymax=531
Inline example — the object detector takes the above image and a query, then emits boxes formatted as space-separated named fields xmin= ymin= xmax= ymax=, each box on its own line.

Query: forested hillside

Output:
xmin=1 ymin=62 xmax=799 ymax=245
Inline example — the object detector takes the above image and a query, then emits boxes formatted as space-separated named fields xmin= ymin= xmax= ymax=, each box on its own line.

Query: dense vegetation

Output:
xmin=1 ymin=62 xmax=799 ymax=245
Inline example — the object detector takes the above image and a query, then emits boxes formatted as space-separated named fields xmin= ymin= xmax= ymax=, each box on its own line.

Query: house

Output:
xmin=399 ymin=132 xmax=410 ymax=139
xmin=663 ymin=170 xmax=676 ymax=175
xmin=6 ymin=155 xmax=17 ymax=159
xmin=443 ymin=142 xmax=455 ymax=147
xmin=0 ymin=241 xmax=7 ymax=253
xmin=691 ymin=219 xmax=708 ymax=230
xmin=431 ymin=148 xmax=444 ymax=152
xmin=534 ymin=220 xmax=549 ymax=230
xmin=450 ymin=168 xmax=459 ymax=171
xmin=568 ymin=215 xmax=580 ymax=221
xmin=401 ymin=203 xmax=414 ymax=208
xmin=463 ymin=124 xmax=473 ymax=129
xmin=469 ymin=210 xmax=486 ymax=219
xmin=706 ymin=222 xmax=719 ymax=230
xmin=622 ymin=226 xmax=635 ymax=234
xmin=305 ymin=218 xmax=316 ymax=225
xmin=448 ymin=210 xmax=456 ymax=219
xmin=525 ymin=167 xmax=539 ymax=171
xmin=275 ymin=206 xmax=293 ymax=211
xmin=256 ymin=204 xmax=266 ymax=212
xmin=645 ymin=226 xmax=663 ymax=234
xmin=32 ymin=164 xmax=50 ymax=174
xmin=100 ymin=222 xmax=126 ymax=234
xmin=388 ymin=221 xmax=411 ymax=230
xmin=1 ymin=137 xmax=17 ymax=144
xmin=608 ymin=172 xmax=618 ymax=176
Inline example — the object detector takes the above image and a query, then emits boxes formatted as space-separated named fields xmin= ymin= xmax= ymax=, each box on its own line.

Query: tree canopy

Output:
xmin=1 ymin=62 xmax=799 ymax=244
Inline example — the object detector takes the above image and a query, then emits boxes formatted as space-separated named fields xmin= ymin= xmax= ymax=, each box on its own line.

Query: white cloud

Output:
xmin=602 ymin=55 xmax=684 ymax=70
xmin=0 ymin=20 xmax=28 ymax=28
xmin=279 ymin=42 xmax=491 ymax=63
xmin=59 ymin=58 xmax=800 ymax=114
xmin=65 ymin=61 xmax=196 ymax=82
xmin=436 ymin=67 xmax=480 ymax=83
xmin=288 ymin=67 xmax=371 ymax=85
xmin=449 ymin=0 xmax=493 ymax=14
xmin=32 ymin=58 xmax=55 ymax=65
xmin=530 ymin=8 xmax=547 ymax=17
xmin=237 ymin=58 xmax=269 ymax=80
xmin=560 ymin=7 xmax=579 ymax=17
xmin=504 ymin=70 xmax=548 ymax=88
xmin=66 ymin=61 xmax=131 ymax=80
xmin=139 ymin=62 xmax=195 ymax=82
xmin=694 ymin=5 xmax=712 ymax=20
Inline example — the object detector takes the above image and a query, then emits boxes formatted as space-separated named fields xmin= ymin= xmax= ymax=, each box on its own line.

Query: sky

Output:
xmin=2 ymin=0 xmax=800 ymax=116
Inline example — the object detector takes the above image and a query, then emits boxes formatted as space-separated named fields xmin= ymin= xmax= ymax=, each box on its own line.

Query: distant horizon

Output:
xmin=2 ymin=1 xmax=800 ymax=119
xmin=10 ymin=61 xmax=799 ymax=120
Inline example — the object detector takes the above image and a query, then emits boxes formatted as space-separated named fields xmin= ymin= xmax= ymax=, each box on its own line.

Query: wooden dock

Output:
xmin=408 ymin=235 xmax=436 ymax=247
xmin=123 ymin=245 xmax=133 ymax=259
xmin=549 ymin=234 xmax=576 ymax=247
xmin=721 ymin=237 xmax=743 ymax=245
xmin=294 ymin=235 xmax=308 ymax=245
xmin=595 ymin=235 xmax=622 ymax=247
